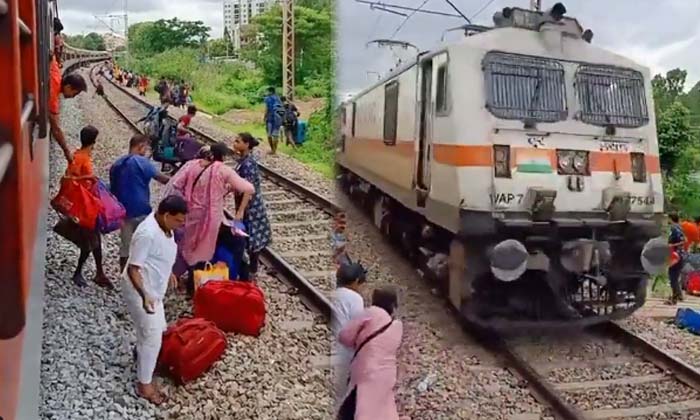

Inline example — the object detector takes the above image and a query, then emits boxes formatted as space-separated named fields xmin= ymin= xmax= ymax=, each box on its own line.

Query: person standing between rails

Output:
xmin=122 ymin=195 xmax=187 ymax=405
xmin=337 ymin=287 xmax=403 ymax=420
xmin=177 ymin=105 xmax=197 ymax=138
xmin=668 ymin=212 xmax=687 ymax=305
xmin=175 ymin=105 xmax=201 ymax=162
xmin=138 ymin=75 xmax=149 ymax=97
xmin=163 ymin=142 xmax=254 ymax=295
xmin=110 ymin=135 xmax=172 ymax=272
xmin=49 ymin=55 xmax=88 ymax=163
xmin=64 ymin=125 xmax=112 ymax=289
xmin=232 ymin=133 xmax=272 ymax=281
xmin=331 ymin=262 xmax=367 ymax=405
xmin=281 ymin=96 xmax=300 ymax=149
xmin=263 ymin=87 xmax=283 ymax=155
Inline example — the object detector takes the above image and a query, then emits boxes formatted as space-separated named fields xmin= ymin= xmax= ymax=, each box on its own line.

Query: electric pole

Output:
xmin=124 ymin=0 xmax=129 ymax=56
xmin=282 ymin=0 xmax=295 ymax=100
xmin=531 ymin=0 xmax=542 ymax=11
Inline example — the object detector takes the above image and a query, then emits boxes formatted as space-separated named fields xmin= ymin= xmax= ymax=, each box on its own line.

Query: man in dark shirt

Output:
xmin=263 ymin=87 xmax=283 ymax=155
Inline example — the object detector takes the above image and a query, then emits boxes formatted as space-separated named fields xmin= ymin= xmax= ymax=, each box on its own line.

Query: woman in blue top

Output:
xmin=233 ymin=133 xmax=272 ymax=280
xmin=668 ymin=212 xmax=687 ymax=305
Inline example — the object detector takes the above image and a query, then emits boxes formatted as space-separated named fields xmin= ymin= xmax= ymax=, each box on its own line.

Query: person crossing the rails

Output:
xmin=49 ymin=54 xmax=88 ymax=163
xmin=337 ymin=287 xmax=404 ymax=420
xmin=138 ymin=75 xmax=149 ymax=96
xmin=668 ymin=212 xmax=687 ymax=305
xmin=331 ymin=262 xmax=367 ymax=405
xmin=64 ymin=126 xmax=112 ymax=289
xmin=163 ymin=142 xmax=254 ymax=295
xmin=232 ymin=133 xmax=272 ymax=281
xmin=281 ymin=96 xmax=300 ymax=148
xmin=122 ymin=195 xmax=187 ymax=405
xmin=263 ymin=87 xmax=283 ymax=155
xmin=175 ymin=105 xmax=202 ymax=162
xmin=110 ymin=135 xmax=171 ymax=272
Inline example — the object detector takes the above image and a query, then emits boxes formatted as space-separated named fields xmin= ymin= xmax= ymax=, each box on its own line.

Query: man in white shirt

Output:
xmin=330 ymin=262 xmax=367 ymax=405
xmin=121 ymin=195 xmax=187 ymax=405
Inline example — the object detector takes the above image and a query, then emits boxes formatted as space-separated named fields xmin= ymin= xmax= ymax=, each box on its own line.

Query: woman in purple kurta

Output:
xmin=338 ymin=287 xmax=403 ymax=420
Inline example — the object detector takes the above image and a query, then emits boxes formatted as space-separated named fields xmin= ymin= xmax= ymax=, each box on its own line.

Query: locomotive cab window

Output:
xmin=436 ymin=63 xmax=449 ymax=116
xmin=575 ymin=65 xmax=649 ymax=128
xmin=384 ymin=81 xmax=399 ymax=145
xmin=483 ymin=52 xmax=567 ymax=123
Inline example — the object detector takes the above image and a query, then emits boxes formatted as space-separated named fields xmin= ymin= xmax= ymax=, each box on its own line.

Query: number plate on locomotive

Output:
xmin=599 ymin=141 xmax=629 ymax=152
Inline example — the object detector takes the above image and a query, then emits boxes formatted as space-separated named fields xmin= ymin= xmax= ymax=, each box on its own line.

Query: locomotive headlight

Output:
xmin=631 ymin=152 xmax=647 ymax=183
xmin=493 ymin=145 xmax=511 ymax=178
xmin=572 ymin=152 xmax=589 ymax=175
xmin=557 ymin=150 xmax=576 ymax=174
xmin=557 ymin=150 xmax=589 ymax=175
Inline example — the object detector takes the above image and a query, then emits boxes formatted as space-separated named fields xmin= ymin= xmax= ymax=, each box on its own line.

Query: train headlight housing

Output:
xmin=631 ymin=152 xmax=647 ymax=183
xmin=557 ymin=150 xmax=589 ymax=175
xmin=493 ymin=145 xmax=511 ymax=178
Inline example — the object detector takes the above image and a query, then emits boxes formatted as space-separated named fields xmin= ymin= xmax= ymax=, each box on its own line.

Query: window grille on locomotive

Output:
xmin=483 ymin=52 xmax=567 ymax=123
xmin=575 ymin=65 xmax=649 ymax=128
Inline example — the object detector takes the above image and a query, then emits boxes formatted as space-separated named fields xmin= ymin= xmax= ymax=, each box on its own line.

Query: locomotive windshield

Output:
xmin=575 ymin=65 xmax=649 ymax=128
xmin=483 ymin=52 xmax=567 ymax=123
xmin=483 ymin=52 xmax=650 ymax=129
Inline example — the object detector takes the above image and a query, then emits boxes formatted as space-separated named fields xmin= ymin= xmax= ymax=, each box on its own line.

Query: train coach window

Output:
xmin=575 ymin=65 xmax=649 ymax=128
xmin=483 ymin=52 xmax=567 ymax=123
xmin=436 ymin=64 xmax=449 ymax=116
xmin=384 ymin=81 xmax=399 ymax=145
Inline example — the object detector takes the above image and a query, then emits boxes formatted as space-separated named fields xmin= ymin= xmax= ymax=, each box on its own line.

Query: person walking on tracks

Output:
xmin=281 ymin=96 xmax=300 ymax=148
xmin=337 ymin=287 xmax=403 ymax=420
xmin=63 ymin=125 xmax=113 ymax=289
xmin=49 ymin=55 xmax=87 ymax=163
xmin=331 ymin=262 xmax=367 ymax=405
xmin=110 ymin=134 xmax=171 ymax=271
xmin=668 ymin=212 xmax=687 ymax=305
xmin=263 ymin=87 xmax=283 ymax=155
xmin=232 ymin=133 xmax=272 ymax=280
xmin=163 ymin=142 xmax=254 ymax=294
xmin=122 ymin=195 xmax=187 ymax=405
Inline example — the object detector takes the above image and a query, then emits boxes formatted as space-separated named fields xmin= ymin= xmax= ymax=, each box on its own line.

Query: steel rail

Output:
xmin=89 ymin=65 xmax=335 ymax=321
xmin=101 ymin=74 xmax=340 ymax=216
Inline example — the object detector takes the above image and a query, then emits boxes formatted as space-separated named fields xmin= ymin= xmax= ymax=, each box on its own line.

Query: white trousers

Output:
xmin=121 ymin=276 xmax=166 ymax=384
xmin=331 ymin=354 xmax=351 ymax=411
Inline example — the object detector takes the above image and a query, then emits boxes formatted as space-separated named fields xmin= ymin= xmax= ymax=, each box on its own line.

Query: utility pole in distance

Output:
xmin=282 ymin=0 xmax=295 ymax=100
xmin=531 ymin=0 xmax=542 ymax=11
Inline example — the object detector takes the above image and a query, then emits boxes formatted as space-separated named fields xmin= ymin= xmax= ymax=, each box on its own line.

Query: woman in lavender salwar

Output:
xmin=163 ymin=142 xmax=254 ymax=294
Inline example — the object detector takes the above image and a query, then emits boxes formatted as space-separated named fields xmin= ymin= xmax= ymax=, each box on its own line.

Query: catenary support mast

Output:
xmin=282 ymin=0 xmax=295 ymax=100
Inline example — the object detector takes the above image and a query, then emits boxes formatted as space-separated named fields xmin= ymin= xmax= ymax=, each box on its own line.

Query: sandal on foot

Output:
xmin=72 ymin=274 xmax=88 ymax=287
xmin=94 ymin=276 xmax=114 ymax=290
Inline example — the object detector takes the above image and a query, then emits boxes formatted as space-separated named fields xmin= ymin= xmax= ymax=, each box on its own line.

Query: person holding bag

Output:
xmin=337 ymin=287 xmax=403 ymax=420
xmin=163 ymin=143 xmax=254 ymax=295
xmin=59 ymin=126 xmax=112 ymax=289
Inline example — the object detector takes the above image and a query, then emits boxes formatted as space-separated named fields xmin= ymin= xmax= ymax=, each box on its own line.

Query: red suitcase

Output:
xmin=194 ymin=280 xmax=266 ymax=336
xmin=157 ymin=318 xmax=227 ymax=384
xmin=687 ymin=272 xmax=700 ymax=296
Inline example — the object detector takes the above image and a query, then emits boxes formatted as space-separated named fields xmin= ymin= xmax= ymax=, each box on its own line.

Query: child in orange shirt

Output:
xmin=65 ymin=126 xmax=112 ymax=289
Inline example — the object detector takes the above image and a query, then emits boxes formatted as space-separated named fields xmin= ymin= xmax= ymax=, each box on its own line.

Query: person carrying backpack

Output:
xmin=281 ymin=96 xmax=300 ymax=148
xmin=263 ymin=87 xmax=283 ymax=155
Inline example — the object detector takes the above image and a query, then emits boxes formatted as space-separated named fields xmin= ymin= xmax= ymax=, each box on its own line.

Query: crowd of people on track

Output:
xmin=49 ymin=20 xmax=401 ymax=417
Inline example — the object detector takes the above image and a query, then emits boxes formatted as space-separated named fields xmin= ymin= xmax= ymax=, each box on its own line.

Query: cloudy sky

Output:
xmin=337 ymin=0 xmax=700 ymax=95
xmin=58 ymin=0 xmax=700 ymax=95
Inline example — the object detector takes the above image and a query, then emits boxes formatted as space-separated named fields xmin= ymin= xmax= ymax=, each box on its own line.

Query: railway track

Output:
xmin=337 ymin=158 xmax=700 ymax=419
xmin=88 ymin=64 xmax=339 ymax=319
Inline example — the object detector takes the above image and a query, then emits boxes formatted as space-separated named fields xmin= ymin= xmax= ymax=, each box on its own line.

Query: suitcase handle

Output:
xmin=166 ymin=319 xmax=216 ymax=344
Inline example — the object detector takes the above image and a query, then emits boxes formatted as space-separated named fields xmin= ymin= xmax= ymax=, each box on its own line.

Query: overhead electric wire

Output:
xmin=443 ymin=0 xmax=471 ymax=23
xmin=390 ymin=0 xmax=431 ymax=39
xmin=355 ymin=0 xmax=463 ymax=19
xmin=470 ymin=0 xmax=498 ymax=20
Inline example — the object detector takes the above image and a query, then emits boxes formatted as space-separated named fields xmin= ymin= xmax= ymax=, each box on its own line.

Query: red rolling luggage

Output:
xmin=157 ymin=318 xmax=227 ymax=384
xmin=194 ymin=280 xmax=266 ymax=336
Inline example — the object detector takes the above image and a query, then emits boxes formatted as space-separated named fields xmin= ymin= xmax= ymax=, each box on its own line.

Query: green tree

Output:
xmin=129 ymin=18 xmax=210 ymax=56
xmin=64 ymin=32 xmax=105 ymax=51
xmin=657 ymin=101 xmax=693 ymax=173
xmin=207 ymin=38 xmax=230 ymax=57
xmin=241 ymin=4 xmax=331 ymax=91
xmin=652 ymin=69 xmax=687 ymax=113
